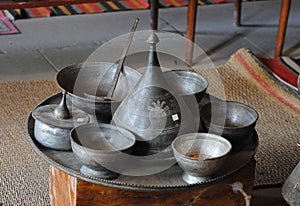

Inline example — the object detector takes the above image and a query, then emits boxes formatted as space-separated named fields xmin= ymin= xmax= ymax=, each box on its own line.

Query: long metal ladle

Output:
xmin=104 ymin=18 xmax=139 ymax=100
xmin=83 ymin=18 xmax=139 ymax=101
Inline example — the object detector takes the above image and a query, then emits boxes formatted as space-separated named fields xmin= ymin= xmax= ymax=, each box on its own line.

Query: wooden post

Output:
xmin=150 ymin=0 xmax=159 ymax=30
xmin=50 ymin=160 xmax=256 ymax=206
xmin=185 ymin=0 xmax=198 ymax=66
xmin=234 ymin=0 xmax=241 ymax=26
xmin=275 ymin=0 xmax=291 ymax=57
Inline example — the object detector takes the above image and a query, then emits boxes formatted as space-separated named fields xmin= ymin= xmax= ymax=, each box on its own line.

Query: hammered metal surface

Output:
xmin=27 ymin=93 xmax=258 ymax=191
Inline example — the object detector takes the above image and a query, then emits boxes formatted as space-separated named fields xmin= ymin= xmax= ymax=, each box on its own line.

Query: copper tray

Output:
xmin=27 ymin=92 xmax=258 ymax=192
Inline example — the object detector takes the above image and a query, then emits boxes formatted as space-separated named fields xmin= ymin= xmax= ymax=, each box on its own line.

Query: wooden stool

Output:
xmin=50 ymin=159 xmax=255 ymax=206
xmin=1 ymin=0 xmax=291 ymax=61
xmin=185 ymin=0 xmax=292 ymax=65
xmin=185 ymin=0 xmax=242 ymax=66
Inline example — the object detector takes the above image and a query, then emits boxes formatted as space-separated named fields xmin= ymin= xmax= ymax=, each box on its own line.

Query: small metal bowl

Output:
xmin=56 ymin=62 xmax=141 ymax=123
xmin=200 ymin=101 xmax=258 ymax=151
xmin=163 ymin=70 xmax=208 ymax=103
xmin=172 ymin=133 xmax=232 ymax=184
xmin=70 ymin=123 xmax=136 ymax=179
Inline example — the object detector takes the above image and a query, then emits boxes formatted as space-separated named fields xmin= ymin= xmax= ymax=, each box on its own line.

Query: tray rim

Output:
xmin=27 ymin=92 xmax=258 ymax=192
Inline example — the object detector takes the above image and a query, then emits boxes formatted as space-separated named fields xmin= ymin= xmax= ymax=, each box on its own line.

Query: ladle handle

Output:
xmin=106 ymin=18 xmax=139 ymax=99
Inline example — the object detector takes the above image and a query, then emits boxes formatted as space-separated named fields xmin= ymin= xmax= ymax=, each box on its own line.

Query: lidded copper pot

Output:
xmin=32 ymin=91 xmax=90 ymax=151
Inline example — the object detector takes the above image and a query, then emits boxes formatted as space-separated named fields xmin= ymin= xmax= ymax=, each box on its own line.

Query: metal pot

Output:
xmin=163 ymin=70 xmax=208 ymax=103
xmin=70 ymin=123 xmax=136 ymax=179
xmin=32 ymin=91 xmax=89 ymax=150
xmin=56 ymin=62 xmax=141 ymax=123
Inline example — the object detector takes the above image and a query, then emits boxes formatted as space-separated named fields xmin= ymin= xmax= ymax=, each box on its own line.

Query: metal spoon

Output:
xmin=83 ymin=18 xmax=139 ymax=101
xmin=104 ymin=18 xmax=139 ymax=100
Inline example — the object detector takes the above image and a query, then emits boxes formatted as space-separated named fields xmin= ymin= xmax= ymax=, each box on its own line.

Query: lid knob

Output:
xmin=53 ymin=90 xmax=71 ymax=119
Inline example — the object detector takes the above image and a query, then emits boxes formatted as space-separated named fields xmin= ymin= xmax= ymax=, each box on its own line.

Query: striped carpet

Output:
xmin=0 ymin=11 xmax=19 ymax=34
xmin=6 ymin=0 xmax=260 ymax=19
xmin=259 ymin=56 xmax=300 ymax=91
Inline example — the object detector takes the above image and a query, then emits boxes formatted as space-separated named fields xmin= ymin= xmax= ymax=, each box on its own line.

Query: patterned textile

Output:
xmin=0 ymin=11 xmax=19 ymax=34
xmin=6 ymin=0 xmax=260 ymax=19
xmin=193 ymin=48 xmax=300 ymax=187
xmin=259 ymin=56 xmax=300 ymax=91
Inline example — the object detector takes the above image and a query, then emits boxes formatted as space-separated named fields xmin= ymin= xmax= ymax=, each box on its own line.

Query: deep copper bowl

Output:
xmin=200 ymin=101 xmax=258 ymax=151
xmin=163 ymin=70 xmax=208 ymax=103
xmin=70 ymin=123 xmax=136 ymax=179
xmin=56 ymin=62 xmax=141 ymax=123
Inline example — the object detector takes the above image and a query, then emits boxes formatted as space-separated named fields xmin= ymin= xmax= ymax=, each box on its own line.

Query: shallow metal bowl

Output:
xmin=163 ymin=70 xmax=208 ymax=103
xmin=56 ymin=62 xmax=141 ymax=123
xmin=200 ymin=101 xmax=258 ymax=151
xmin=70 ymin=123 xmax=136 ymax=179
xmin=171 ymin=133 xmax=232 ymax=184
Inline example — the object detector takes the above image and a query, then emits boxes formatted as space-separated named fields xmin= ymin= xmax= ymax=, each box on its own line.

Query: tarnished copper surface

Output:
xmin=27 ymin=92 xmax=258 ymax=191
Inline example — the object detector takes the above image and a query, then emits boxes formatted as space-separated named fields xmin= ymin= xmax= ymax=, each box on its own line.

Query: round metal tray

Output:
xmin=27 ymin=92 xmax=258 ymax=192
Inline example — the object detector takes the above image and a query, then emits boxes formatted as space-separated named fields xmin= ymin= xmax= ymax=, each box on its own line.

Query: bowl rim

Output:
xmin=56 ymin=62 xmax=141 ymax=104
xmin=200 ymin=100 xmax=259 ymax=129
xmin=70 ymin=123 xmax=136 ymax=153
xmin=171 ymin=132 xmax=232 ymax=161
xmin=163 ymin=70 xmax=208 ymax=94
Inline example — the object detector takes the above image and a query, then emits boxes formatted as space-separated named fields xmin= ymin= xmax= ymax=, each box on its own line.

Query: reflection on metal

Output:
xmin=28 ymin=93 xmax=258 ymax=189
xmin=200 ymin=101 xmax=258 ymax=152
xmin=53 ymin=90 xmax=71 ymax=119
xmin=105 ymin=18 xmax=139 ymax=100
xmin=231 ymin=182 xmax=251 ymax=206
xmin=113 ymin=32 xmax=194 ymax=155
xmin=282 ymin=161 xmax=300 ymax=205
xmin=56 ymin=62 xmax=141 ymax=123
xmin=32 ymin=91 xmax=89 ymax=150
xmin=172 ymin=133 xmax=232 ymax=184
xmin=70 ymin=123 xmax=136 ymax=179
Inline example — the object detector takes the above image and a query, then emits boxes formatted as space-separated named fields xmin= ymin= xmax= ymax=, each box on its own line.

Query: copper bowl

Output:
xmin=163 ymin=70 xmax=208 ymax=103
xmin=56 ymin=62 xmax=141 ymax=123
xmin=70 ymin=123 xmax=136 ymax=179
xmin=200 ymin=101 xmax=258 ymax=151
xmin=172 ymin=133 xmax=232 ymax=184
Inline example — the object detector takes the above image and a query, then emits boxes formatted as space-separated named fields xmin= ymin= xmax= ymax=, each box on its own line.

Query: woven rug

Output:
xmin=193 ymin=48 xmax=300 ymax=188
xmin=1 ymin=48 xmax=300 ymax=204
xmin=6 ymin=0 xmax=261 ymax=19
xmin=0 ymin=81 xmax=59 ymax=205
xmin=259 ymin=56 xmax=300 ymax=91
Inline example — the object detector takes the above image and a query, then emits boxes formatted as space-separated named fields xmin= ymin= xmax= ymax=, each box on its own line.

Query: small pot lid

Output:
xmin=32 ymin=91 xmax=89 ymax=129
xmin=32 ymin=104 xmax=89 ymax=129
